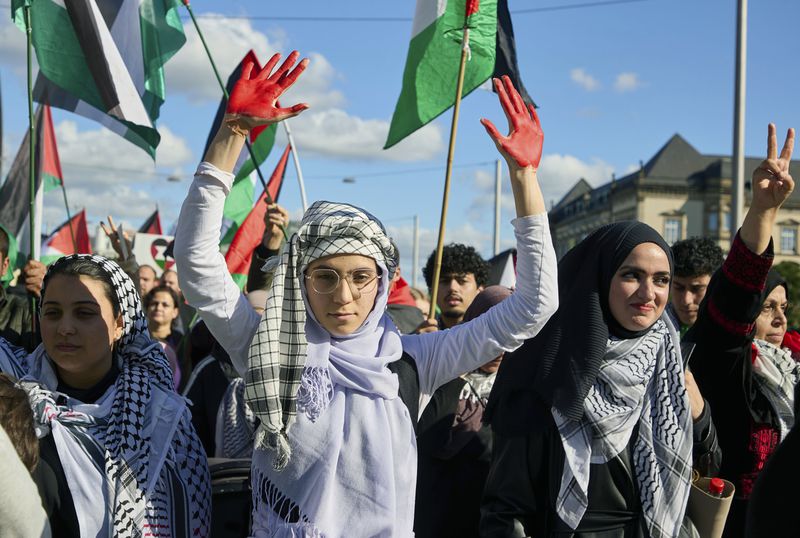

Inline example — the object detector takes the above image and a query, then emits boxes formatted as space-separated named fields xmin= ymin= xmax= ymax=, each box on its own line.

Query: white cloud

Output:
xmin=0 ymin=15 xmax=30 ymax=75
xmin=387 ymin=221 xmax=494 ymax=286
xmin=280 ymin=52 xmax=345 ymax=111
xmin=570 ymin=68 xmax=600 ymax=91
xmin=29 ymin=121 xmax=194 ymax=230
xmin=538 ymin=154 xmax=615 ymax=203
xmin=166 ymin=16 xmax=344 ymax=110
xmin=166 ymin=14 xmax=278 ymax=103
xmin=54 ymin=121 xmax=193 ymax=186
xmin=282 ymin=109 xmax=444 ymax=161
xmin=468 ymin=154 xmax=616 ymax=216
xmin=614 ymin=72 xmax=643 ymax=93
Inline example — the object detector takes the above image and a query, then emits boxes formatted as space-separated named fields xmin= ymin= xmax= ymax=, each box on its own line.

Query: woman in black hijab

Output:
xmin=481 ymin=221 xmax=700 ymax=538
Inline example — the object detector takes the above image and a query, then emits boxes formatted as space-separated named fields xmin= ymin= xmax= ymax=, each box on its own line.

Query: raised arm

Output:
xmin=688 ymin=125 xmax=794 ymax=390
xmin=402 ymin=77 xmax=557 ymax=394
xmin=174 ymin=51 xmax=309 ymax=375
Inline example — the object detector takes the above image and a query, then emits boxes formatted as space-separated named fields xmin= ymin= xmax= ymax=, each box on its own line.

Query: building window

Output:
xmin=664 ymin=218 xmax=682 ymax=245
xmin=723 ymin=212 xmax=731 ymax=233
xmin=780 ymin=227 xmax=797 ymax=254
xmin=708 ymin=213 xmax=718 ymax=232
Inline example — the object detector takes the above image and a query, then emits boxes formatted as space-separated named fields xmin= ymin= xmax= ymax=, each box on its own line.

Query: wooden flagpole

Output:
xmin=426 ymin=5 xmax=474 ymax=320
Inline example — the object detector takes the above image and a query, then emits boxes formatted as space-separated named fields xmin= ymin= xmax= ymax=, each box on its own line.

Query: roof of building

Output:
xmin=552 ymin=133 xmax=800 ymax=217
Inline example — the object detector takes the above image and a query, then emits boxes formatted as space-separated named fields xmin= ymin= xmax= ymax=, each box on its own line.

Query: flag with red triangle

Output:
xmin=41 ymin=209 xmax=92 ymax=265
xmin=225 ymin=145 xmax=290 ymax=289
xmin=138 ymin=209 xmax=162 ymax=235
xmin=41 ymin=105 xmax=64 ymax=193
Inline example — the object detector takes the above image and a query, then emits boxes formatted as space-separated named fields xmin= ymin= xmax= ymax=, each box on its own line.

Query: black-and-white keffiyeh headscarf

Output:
xmin=22 ymin=254 xmax=210 ymax=537
xmin=245 ymin=201 xmax=398 ymax=470
xmin=553 ymin=315 xmax=692 ymax=538
xmin=752 ymin=339 xmax=800 ymax=439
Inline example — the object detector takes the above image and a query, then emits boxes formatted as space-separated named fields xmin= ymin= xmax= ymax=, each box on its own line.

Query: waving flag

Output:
xmin=138 ymin=209 xmax=163 ymax=235
xmin=225 ymin=145 xmax=290 ymax=289
xmin=385 ymin=0 xmax=497 ymax=149
xmin=41 ymin=209 xmax=91 ymax=265
xmin=40 ymin=105 xmax=64 ymax=193
xmin=0 ymin=105 xmax=50 ymax=258
xmin=12 ymin=0 xmax=186 ymax=157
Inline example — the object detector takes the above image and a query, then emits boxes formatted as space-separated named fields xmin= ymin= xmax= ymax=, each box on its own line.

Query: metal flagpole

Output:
xmin=731 ymin=0 xmax=747 ymax=242
xmin=412 ymin=214 xmax=420 ymax=289
xmin=282 ymin=120 xmax=308 ymax=212
xmin=493 ymin=159 xmax=501 ymax=256
xmin=426 ymin=3 xmax=475 ymax=320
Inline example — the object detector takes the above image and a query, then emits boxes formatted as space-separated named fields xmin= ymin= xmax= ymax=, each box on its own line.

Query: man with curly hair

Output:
xmin=669 ymin=237 xmax=724 ymax=334
xmin=423 ymin=243 xmax=489 ymax=330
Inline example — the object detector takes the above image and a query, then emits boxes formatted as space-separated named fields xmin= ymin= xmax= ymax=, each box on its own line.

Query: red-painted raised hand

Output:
xmin=480 ymin=76 xmax=543 ymax=170
xmin=225 ymin=50 xmax=310 ymax=129
xmin=751 ymin=123 xmax=795 ymax=212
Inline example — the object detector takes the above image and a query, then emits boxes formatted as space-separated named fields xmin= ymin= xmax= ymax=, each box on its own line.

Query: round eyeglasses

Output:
xmin=305 ymin=268 xmax=379 ymax=297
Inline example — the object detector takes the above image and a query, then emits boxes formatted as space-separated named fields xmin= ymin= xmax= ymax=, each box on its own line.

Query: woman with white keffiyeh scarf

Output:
xmin=483 ymin=221 xmax=703 ymax=538
xmin=174 ymin=52 xmax=558 ymax=537
xmin=0 ymin=255 xmax=211 ymax=537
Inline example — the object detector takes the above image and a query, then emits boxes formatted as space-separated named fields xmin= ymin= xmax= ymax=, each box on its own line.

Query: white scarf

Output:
xmin=250 ymin=271 xmax=415 ymax=537
xmin=247 ymin=201 xmax=418 ymax=536
xmin=752 ymin=339 xmax=800 ymax=440
xmin=553 ymin=316 xmax=692 ymax=538
xmin=245 ymin=201 xmax=399 ymax=470
xmin=21 ymin=255 xmax=210 ymax=537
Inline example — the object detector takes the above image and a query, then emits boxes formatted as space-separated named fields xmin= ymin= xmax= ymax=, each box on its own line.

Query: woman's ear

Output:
xmin=113 ymin=314 xmax=124 ymax=341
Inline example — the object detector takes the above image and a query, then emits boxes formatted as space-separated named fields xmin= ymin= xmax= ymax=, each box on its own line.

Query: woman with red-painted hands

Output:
xmin=481 ymin=81 xmax=711 ymax=537
xmin=175 ymin=58 xmax=557 ymax=537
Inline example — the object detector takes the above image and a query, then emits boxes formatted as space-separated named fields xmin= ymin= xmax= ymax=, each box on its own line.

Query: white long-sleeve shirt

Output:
xmin=174 ymin=163 xmax=558 ymax=403
xmin=175 ymin=163 xmax=558 ymax=537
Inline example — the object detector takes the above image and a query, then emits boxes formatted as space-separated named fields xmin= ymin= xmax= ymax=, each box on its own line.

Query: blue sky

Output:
xmin=0 ymin=0 xmax=798 ymax=282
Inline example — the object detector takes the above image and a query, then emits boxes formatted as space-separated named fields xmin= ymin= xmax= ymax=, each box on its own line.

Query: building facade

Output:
xmin=549 ymin=134 xmax=800 ymax=262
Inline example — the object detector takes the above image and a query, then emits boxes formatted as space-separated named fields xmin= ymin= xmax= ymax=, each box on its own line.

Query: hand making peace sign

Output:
xmin=751 ymin=123 xmax=795 ymax=213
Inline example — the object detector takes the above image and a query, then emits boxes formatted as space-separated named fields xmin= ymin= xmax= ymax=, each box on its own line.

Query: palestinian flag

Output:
xmin=41 ymin=208 xmax=92 ymax=266
xmin=493 ymin=0 xmax=534 ymax=107
xmin=0 ymin=104 xmax=48 ymax=241
xmin=203 ymin=50 xmax=278 ymax=250
xmin=12 ymin=0 xmax=186 ymax=157
xmin=41 ymin=105 xmax=64 ymax=192
xmin=225 ymin=145 xmax=290 ymax=289
xmin=138 ymin=208 xmax=162 ymax=235
xmin=385 ymin=0 xmax=497 ymax=149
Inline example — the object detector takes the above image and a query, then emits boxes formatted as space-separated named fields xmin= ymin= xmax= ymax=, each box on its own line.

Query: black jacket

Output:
xmin=480 ymin=399 xmax=719 ymax=538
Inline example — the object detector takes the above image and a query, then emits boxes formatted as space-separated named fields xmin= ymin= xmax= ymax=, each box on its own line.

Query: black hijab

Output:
xmin=761 ymin=269 xmax=788 ymax=310
xmin=486 ymin=221 xmax=673 ymax=433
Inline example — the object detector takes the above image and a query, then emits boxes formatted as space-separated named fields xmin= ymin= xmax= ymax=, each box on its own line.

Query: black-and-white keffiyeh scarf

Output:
xmin=217 ymin=377 xmax=257 ymax=459
xmin=752 ymin=339 xmax=800 ymax=440
xmin=245 ymin=201 xmax=398 ymax=470
xmin=553 ymin=316 xmax=692 ymax=538
xmin=22 ymin=254 xmax=210 ymax=537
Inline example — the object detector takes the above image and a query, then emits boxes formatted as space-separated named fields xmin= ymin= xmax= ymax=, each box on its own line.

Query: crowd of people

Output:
xmin=0 ymin=49 xmax=797 ymax=538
